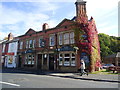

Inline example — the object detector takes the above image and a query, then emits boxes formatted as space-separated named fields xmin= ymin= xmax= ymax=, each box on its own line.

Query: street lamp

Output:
xmin=74 ymin=46 xmax=79 ymax=54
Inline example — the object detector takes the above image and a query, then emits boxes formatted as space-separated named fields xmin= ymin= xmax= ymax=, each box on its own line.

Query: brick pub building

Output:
xmin=17 ymin=0 xmax=101 ymax=72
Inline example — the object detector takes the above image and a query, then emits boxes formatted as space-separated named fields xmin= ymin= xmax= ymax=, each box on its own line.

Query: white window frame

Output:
xmin=70 ymin=32 xmax=75 ymax=44
xmin=64 ymin=53 xmax=70 ymax=66
xmin=29 ymin=40 xmax=33 ymax=48
xmin=33 ymin=40 xmax=35 ymax=48
xmin=26 ymin=41 xmax=29 ymax=48
xmin=64 ymin=33 xmax=69 ymax=44
xmin=59 ymin=54 xmax=63 ymax=66
xmin=71 ymin=53 xmax=76 ymax=66
xmin=2 ymin=44 xmax=5 ymax=53
xmin=39 ymin=37 xmax=44 ymax=47
xmin=59 ymin=34 xmax=63 ymax=45
xmin=49 ymin=35 xmax=55 ymax=46
xmin=20 ymin=41 xmax=23 ymax=49
xmin=32 ymin=55 xmax=35 ymax=64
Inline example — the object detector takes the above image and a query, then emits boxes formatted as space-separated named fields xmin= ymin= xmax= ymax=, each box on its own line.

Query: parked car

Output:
xmin=102 ymin=64 xmax=114 ymax=69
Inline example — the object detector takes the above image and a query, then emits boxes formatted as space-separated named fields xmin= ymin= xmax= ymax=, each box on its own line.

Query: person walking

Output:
xmin=80 ymin=59 xmax=86 ymax=76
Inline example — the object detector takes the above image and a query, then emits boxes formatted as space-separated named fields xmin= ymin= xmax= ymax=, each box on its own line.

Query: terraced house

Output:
xmin=17 ymin=0 xmax=101 ymax=72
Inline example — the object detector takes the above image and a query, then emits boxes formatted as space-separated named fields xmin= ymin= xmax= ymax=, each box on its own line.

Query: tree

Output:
xmin=98 ymin=33 xmax=120 ymax=62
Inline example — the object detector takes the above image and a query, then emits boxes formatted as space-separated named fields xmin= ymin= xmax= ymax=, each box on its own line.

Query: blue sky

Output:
xmin=0 ymin=0 xmax=119 ymax=39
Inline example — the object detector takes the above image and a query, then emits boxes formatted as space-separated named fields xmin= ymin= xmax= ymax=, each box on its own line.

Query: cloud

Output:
xmin=98 ymin=25 xmax=117 ymax=35
xmin=0 ymin=1 xmax=59 ymax=39
xmin=0 ymin=0 xmax=119 ymax=40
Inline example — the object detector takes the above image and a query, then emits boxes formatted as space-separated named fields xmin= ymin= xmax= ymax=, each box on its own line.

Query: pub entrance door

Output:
xmin=49 ymin=54 xmax=54 ymax=70
xmin=37 ymin=54 xmax=42 ymax=69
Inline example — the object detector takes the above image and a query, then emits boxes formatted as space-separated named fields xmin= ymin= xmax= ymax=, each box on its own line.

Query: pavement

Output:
xmin=2 ymin=68 xmax=120 ymax=83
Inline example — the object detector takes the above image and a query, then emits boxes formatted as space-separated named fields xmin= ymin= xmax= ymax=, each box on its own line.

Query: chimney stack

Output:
xmin=75 ymin=0 xmax=88 ymax=18
xmin=42 ymin=23 xmax=49 ymax=31
xmin=8 ymin=33 xmax=13 ymax=41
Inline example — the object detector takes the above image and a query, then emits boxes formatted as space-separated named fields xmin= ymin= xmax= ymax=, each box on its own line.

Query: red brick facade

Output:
xmin=17 ymin=0 xmax=101 ymax=72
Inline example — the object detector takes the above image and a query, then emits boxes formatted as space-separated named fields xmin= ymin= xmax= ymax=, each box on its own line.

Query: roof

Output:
xmin=105 ymin=52 xmax=120 ymax=58
xmin=17 ymin=18 xmax=76 ymax=38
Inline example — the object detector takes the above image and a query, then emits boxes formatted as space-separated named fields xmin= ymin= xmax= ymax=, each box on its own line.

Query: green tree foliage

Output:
xmin=98 ymin=33 xmax=120 ymax=61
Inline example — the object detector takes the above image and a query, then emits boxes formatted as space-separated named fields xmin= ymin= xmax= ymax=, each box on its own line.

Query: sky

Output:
xmin=0 ymin=0 xmax=119 ymax=40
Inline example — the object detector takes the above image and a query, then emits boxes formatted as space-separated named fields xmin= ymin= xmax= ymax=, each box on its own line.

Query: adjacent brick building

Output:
xmin=17 ymin=0 xmax=101 ymax=72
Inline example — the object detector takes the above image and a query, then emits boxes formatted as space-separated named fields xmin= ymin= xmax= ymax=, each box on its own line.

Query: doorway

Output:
xmin=37 ymin=54 xmax=42 ymax=69
xmin=49 ymin=54 xmax=54 ymax=70
xmin=18 ymin=55 xmax=22 ymax=68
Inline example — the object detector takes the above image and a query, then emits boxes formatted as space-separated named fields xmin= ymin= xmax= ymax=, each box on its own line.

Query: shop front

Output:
xmin=58 ymin=45 xmax=77 ymax=72
xmin=23 ymin=49 xmax=36 ymax=69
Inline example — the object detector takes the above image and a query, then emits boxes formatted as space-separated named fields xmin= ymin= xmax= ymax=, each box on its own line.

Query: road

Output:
xmin=1 ymin=69 xmax=119 ymax=88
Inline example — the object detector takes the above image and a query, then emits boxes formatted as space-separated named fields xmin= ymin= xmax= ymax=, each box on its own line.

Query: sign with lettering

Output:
xmin=59 ymin=46 xmax=75 ymax=51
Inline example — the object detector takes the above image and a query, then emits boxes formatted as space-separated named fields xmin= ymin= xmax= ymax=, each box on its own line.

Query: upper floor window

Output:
xmin=81 ymin=34 xmax=88 ymax=42
xmin=64 ymin=33 xmax=69 ymax=44
xmin=39 ymin=37 xmax=45 ymax=47
xmin=49 ymin=35 xmax=55 ymax=46
xmin=59 ymin=34 xmax=63 ymax=45
xmin=70 ymin=32 xmax=74 ymax=44
xmin=33 ymin=40 xmax=35 ymax=48
xmin=29 ymin=40 xmax=32 ymax=48
xmin=20 ymin=41 xmax=23 ymax=49
xmin=26 ymin=41 xmax=29 ymax=48
xmin=2 ymin=44 xmax=5 ymax=53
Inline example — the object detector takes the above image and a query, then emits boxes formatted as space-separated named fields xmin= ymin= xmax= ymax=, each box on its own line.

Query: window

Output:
xmin=70 ymin=32 xmax=74 ymax=44
xmin=59 ymin=54 xmax=63 ymax=65
xmin=33 ymin=40 xmax=35 ymax=48
xmin=25 ymin=54 xmax=35 ymax=65
xmin=28 ymin=55 xmax=32 ymax=64
xmin=71 ymin=53 xmax=76 ymax=66
xmin=32 ymin=55 xmax=34 ymax=64
xmin=29 ymin=40 xmax=32 ymax=48
xmin=59 ymin=34 xmax=63 ymax=45
xmin=64 ymin=33 xmax=69 ymax=44
xmin=49 ymin=35 xmax=55 ymax=46
xmin=64 ymin=54 xmax=70 ymax=66
xmin=39 ymin=38 xmax=45 ymax=47
xmin=2 ymin=44 xmax=5 ymax=53
xmin=20 ymin=41 xmax=23 ymax=49
xmin=26 ymin=41 xmax=28 ymax=48
xmin=25 ymin=56 xmax=28 ymax=64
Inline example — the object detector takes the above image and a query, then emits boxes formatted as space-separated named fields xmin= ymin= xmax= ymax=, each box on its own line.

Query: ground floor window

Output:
xmin=59 ymin=54 xmax=63 ymax=66
xmin=71 ymin=53 xmax=75 ymax=66
xmin=59 ymin=53 xmax=76 ymax=66
xmin=64 ymin=54 xmax=70 ymax=66
xmin=25 ymin=54 xmax=35 ymax=65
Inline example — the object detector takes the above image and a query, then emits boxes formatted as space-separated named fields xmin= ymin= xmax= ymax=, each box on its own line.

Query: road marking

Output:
xmin=0 ymin=81 xmax=20 ymax=87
